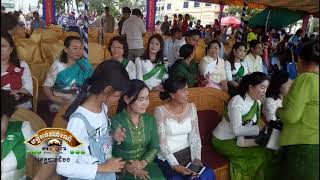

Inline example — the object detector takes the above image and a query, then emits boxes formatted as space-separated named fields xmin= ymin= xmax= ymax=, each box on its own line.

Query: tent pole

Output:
xmin=83 ymin=0 xmax=88 ymax=59
xmin=265 ymin=9 xmax=271 ymax=34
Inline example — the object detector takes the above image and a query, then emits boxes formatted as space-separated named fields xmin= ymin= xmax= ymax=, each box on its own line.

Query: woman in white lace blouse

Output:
xmin=154 ymin=77 xmax=216 ymax=180
xmin=263 ymin=70 xmax=292 ymax=122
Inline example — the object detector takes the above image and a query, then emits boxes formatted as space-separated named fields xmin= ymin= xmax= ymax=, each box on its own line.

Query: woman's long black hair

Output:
xmin=237 ymin=72 xmax=269 ymax=99
xmin=116 ymin=79 xmax=149 ymax=113
xmin=228 ymin=42 xmax=246 ymax=70
xmin=159 ymin=77 xmax=187 ymax=101
xmin=141 ymin=34 xmax=165 ymax=64
xmin=1 ymin=30 xmax=20 ymax=67
xmin=64 ymin=60 xmax=130 ymax=120
xmin=266 ymin=70 xmax=290 ymax=100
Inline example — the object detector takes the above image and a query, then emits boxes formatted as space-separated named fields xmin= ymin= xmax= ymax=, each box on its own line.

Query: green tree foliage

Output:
xmin=225 ymin=5 xmax=262 ymax=21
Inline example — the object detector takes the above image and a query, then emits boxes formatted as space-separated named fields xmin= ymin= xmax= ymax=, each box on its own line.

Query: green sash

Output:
xmin=225 ymin=100 xmax=260 ymax=126
xmin=121 ymin=58 xmax=129 ymax=68
xmin=1 ymin=121 xmax=26 ymax=169
xmin=232 ymin=61 xmax=245 ymax=83
xmin=53 ymin=58 xmax=93 ymax=89
xmin=143 ymin=62 xmax=167 ymax=81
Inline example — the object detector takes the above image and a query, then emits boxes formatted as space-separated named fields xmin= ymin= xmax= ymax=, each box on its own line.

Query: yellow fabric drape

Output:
xmin=103 ymin=32 xmax=117 ymax=46
xmin=41 ymin=29 xmax=63 ymax=41
xmin=59 ymin=31 xmax=80 ymax=41
xmin=88 ymin=42 xmax=105 ymax=66
xmin=40 ymin=40 xmax=64 ymax=64
xmin=15 ymin=39 xmax=43 ymax=64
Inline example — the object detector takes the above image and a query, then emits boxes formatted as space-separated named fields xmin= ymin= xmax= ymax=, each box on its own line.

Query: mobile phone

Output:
xmin=186 ymin=162 xmax=205 ymax=175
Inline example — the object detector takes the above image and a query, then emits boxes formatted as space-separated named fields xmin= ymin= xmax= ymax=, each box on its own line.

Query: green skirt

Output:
xmin=119 ymin=162 xmax=165 ymax=180
xmin=212 ymin=136 xmax=279 ymax=180
xmin=281 ymin=144 xmax=319 ymax=180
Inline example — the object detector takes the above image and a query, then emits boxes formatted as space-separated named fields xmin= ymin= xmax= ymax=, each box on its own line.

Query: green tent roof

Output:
xmin=248 ymin=7 xmax=305 ymax=29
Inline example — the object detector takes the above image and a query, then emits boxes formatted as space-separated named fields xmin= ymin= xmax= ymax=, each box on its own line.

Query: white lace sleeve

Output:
xmin=154 ymin=107 xmax=179 ymax=167
xmin=262 ymin=98 xmax=277 ymax=122
xmin=189 ymin=103 xmax=202 ymax=161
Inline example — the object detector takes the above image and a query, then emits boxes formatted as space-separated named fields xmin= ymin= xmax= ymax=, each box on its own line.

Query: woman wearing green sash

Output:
xmin=135 ymin=34 xmax=168 ymax=91
xmin=43 ymin=36 xmax=93 ymax=112
xmin=1 ymin=90 xmax=57 ymax=180
xmin=225 ymin=42 xmax=248 ymax=97
xmin=111 ymin=80 xmax=165 ymax=180
xmin=212 ymin=72 xmax=278 ymax=180
xmin=108 ymin=36 xmax=136 ymax=80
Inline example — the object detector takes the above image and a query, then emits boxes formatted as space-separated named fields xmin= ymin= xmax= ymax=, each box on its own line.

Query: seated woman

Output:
xmin=169 ymin=44 xmax=197 ymax=87
xmin=43 ymin=36 xmax=93 ymax=112
xmin=154 ymin=78 xmax=216 ymax=180
xmin=56 ymin=60 xmax=129 ymax=179
xmin=263 ymin=70 xmax=292 ymax=122
xmin=212 ymin=72 xmax=278 ymax=180
xmin=108 ymin=36 xmax=136 ymax=79
xmin=135 ymin=34 xmax=168 ymax=91
xmin=243 ymin=40 xmax=263 ymax=73
xmin=1 ymin=90 xmax=56 ymax=180
xmin=1 ymin=31 xmax=33 ymax=109
xmin=225 ymin=42 xmax=248 ymax=96
xmin=111 ymin=79 xmax=165 ymax=180
xmin=198 ymin=40 xmax=228 ymax=92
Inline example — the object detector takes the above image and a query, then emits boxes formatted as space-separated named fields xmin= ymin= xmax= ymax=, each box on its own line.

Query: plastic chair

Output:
xmin=32 ymin=76 xmax=39 ymax=113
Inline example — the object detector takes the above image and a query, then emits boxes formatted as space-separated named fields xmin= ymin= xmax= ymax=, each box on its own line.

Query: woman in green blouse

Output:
xmin=111 ymin=80 xmax=165 ymax=180
xmin=169 ymin=44 xmax=198 ymax=87
xmin=277 ymin=40 xmax=319 ymax=180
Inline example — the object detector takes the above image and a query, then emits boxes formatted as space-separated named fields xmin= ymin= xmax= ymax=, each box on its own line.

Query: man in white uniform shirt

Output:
xmin=163 ymin=28 xmax=185 ymax=66
xmin=121 ymin=8 xmax=147 ymax=61
xmin=244 ymin=40 xmax=263 ymax=73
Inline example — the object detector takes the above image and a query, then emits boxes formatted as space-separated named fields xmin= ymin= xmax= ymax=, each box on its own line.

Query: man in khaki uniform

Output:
xmin=101 ymin=6 xmax=115 ymax=33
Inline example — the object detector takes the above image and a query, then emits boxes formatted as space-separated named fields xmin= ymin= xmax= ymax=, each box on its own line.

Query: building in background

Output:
xmin=1 ymin=0 xmax=39 ymax=14
xmin=156 ymin=0 xmax=229 ymax=26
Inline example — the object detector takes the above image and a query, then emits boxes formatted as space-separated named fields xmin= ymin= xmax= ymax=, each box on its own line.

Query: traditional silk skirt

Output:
xmin=280 ymin=144 xmax=319 ymax=180
xmin=212 ymin=136 xmax=279 ymax=180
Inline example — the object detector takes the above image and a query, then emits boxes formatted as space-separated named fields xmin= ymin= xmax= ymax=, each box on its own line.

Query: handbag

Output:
xmin=173 ymin=147 xmax=191 ymax=166
xmin=13 ymin=92 xmax=32 ymax=106
xmin=255 ymin=120 xmax=283 ymax=150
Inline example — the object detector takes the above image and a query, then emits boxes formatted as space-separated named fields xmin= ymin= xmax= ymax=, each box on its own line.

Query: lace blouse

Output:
xmin=154 ymin=103 xmax=202 ymax=167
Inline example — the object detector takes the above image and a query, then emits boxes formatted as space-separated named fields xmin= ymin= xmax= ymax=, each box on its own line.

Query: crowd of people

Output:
xmin=1 ymin=5 xmax=319 ymax=180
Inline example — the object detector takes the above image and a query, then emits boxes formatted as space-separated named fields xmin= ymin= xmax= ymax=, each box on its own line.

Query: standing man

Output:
xmin=180 ymin=14 xmax=190 ymax=34
xmin=121 ymin=8 xmax=146 ymax=61
xmin=163 ymin=28 xmax=185 ymax=66
xmin=101 ymin=6 xmax=115 ymax=33
xmin=118 ymin=7 xmax=131 ymax=35
xmin=160 ymin=15 xmax=170 ymax=36
xmin=30 ymin=11 xmax=46 ymax=31
xmin=172 ymin=14 xmax=178 ymax=29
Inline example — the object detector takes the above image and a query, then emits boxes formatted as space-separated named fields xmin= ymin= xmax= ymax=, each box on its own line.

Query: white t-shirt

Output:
xmin=244 ymin=53 xmax=263 ymax=73
xmin=121 ymin=15 xmax=147 ymax=50
xmin=56 ymin=104 xmax=111 ymax=179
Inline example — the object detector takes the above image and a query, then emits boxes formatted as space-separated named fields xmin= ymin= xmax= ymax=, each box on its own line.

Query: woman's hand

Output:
xmin=192 ymin=159 xmax=203 ymax=166
xmin=112 ymin=124 xmax=126 ymax=145
xmin=173 ymin=165 xmax=193 ymax=176
xmin=97 ymin=158 xmax=125 ymax=173
xmin=134 ymin=169 xmax=150 ymax=180
xmin=10 ymin=88 xmax=29 ymax=95
xmin=53 ymin=96 xmax=70 ymax=105
xmin=126 ymin=160 xmax=147 ymax=174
